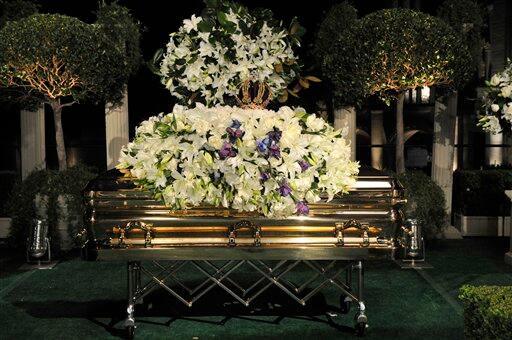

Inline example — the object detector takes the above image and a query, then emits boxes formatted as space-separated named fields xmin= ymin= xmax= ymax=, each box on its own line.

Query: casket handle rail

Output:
xmin=335 ymin=219 xmax=370 ymax=247
xmin=228 ymin=220 xmax=261 ymax=247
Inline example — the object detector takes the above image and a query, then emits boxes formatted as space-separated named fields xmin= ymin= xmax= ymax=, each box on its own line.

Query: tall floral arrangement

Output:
xmin=157 ymin=0 xmax=303 ymax=107
xmin=478 ymin=60 xmax=512 ymax=134
xmin=118 ymin=105 xmax=359 ymax=217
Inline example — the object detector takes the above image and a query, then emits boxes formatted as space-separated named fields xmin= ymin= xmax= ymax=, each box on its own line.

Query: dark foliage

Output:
xmin=459 ymin=285 xmax=512 ymax=340
xmin=396 ymin=171 xmax=448 ymax=239
xmin=6 ymin=165 xmax=96 ymax=250
xmin=453 ymin=169 xmax=512 ymax=216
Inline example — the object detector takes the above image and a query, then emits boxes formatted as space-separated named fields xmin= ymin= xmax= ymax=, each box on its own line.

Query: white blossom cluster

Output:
xmin=118 ymin=105 xmax=359 ymax=217
xmin=159 ymin=8 xmax=299 ymax=106
xmin=479 ymin=60 xmax=512 ymax=134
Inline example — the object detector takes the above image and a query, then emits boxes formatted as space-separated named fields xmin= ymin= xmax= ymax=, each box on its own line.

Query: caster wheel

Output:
xmin=126 ymin=325 xmax=135 ymax=339
xmin=340 ymin=296 xmax=352 ymax=314
xmin=355 ymin=322 xmax=367 ymax=337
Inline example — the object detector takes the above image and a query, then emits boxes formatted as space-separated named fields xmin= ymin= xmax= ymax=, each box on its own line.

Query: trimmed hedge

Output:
xmin=6 ymin=165 xmax=96 ymax=251
xmin=453 ymin=170 xmax=512 ymax=216
xmin=459 ymin=285 xmax=512 ymax=340
xmin=396 ymin=171 xmax=447 ymax=239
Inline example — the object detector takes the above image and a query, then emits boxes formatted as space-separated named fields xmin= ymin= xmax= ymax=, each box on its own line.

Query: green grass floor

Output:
xmin=1 ymin=238 xmax=511 ymax=339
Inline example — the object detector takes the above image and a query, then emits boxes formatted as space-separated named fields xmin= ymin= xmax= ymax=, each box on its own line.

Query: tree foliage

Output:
xmin=0 ymin=14 xmax=128 ymax=106
xmin=0 ymin=0 xmax=38 ymax=28
xmin=317 ymin=2 xmax=370 ymax=108
xmin=96 ymin=1 xmax=142 ymax=78
xmin=438 ymin=0 xmax=485 ymax=74
xmin=314 ymin=2 xmax=358 ymax=68
xmin=360 ymin=9 xmax=472 ymax=103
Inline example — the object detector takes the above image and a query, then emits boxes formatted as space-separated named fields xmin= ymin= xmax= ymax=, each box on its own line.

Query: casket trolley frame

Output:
xmin=81 ymin=170 xmax=424 ymax=338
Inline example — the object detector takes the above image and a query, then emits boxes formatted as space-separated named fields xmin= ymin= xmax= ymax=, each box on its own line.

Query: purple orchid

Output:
xmin=269 ymin=143 xmax=281 ymax=159
xmin=260 ymin=171 xmax=270 ymax=182
xmin=219 ymin=142 xmax=236 ymax=159
xmin=296 ymin=201 xmax=309 ymax=215
xmin=226 ymin=120 xmax=244 ymax=142
xmin=278 ymin=181 xmax=292 ymax=197
xmin=267 ymin=128 xmax=282 ymax=143
xmin=298 ymin=160 xmax=310 ymax=172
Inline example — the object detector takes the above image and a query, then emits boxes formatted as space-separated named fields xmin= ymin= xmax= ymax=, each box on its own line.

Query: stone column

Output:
xmin=485 ymin=132 xmax=504 ymax=166
xmin=20 ymin=105 xmax=46 ymax=179
xmin=105 ymin=88 xmax=129 ymax=170
xmin=505 ymin=191 xmax=512 ymax=265
xmin=334 ymin=106 xmax=356 ymax=161
xmin=431 ymin=92 xmax=457 ymax=217
xmin=370 ymin=109 xmax=386 ymax=170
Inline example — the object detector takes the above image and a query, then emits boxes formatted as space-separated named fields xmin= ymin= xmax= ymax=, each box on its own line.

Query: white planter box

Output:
xmin=0 ymin=217 xmax=11 ymax=239
xmin=455 ymin=214 xmax=511 ymax=236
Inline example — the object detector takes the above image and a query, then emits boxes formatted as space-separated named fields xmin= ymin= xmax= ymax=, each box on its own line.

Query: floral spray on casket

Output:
xmin=118 ymin=0 xmax=359 ymax=218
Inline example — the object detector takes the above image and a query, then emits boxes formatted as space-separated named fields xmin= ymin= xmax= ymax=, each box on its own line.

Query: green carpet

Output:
xmin=0 ymin=238 xmax=511 ymax=339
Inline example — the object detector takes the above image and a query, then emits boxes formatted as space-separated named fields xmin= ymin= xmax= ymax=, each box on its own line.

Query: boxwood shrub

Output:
xmin=6 ymin=165 xmax=96 ymax=251
xmin=459 ymin=285 xmax=512 ymax=340
xmin=396 ymin=171 xmax=447 ymax=239
xmin=453 ymin=170 xmax=512 ymax=216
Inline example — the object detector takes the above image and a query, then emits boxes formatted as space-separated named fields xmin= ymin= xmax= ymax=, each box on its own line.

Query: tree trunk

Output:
xmin=49 ymin=99 xmax=67 ymax=170
xmin=395 ymin=92 xmax=405 ymax=174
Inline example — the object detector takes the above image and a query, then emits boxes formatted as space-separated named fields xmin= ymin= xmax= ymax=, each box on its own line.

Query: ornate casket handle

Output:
xmin=118 ymin=221 xmax=154 ymax=248
xmin=335 ymin=219 xmax=370 ymax=247
xmin=228 ymin=220 xmax=261 ymax=247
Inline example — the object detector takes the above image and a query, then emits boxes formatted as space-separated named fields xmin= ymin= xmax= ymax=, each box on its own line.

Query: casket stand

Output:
xmin=80 ymin=166 xmax=423 ymax=338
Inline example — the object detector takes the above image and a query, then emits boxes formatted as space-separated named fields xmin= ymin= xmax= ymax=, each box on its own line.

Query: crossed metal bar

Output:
xmin=124 ymin=258 xmax=367 ymax=337
xmin=127 ymin=259 xmax=361 ymax=309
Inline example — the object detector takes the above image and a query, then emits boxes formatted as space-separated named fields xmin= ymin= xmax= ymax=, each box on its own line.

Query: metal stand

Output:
xmin=124 ymin=259 xmax=368 ymax=338
xmin=25 ymin=237 xmax=52 ymax=266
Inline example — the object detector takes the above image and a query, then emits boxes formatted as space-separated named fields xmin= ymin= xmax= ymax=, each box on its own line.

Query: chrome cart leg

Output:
xmin=340 ymin=263 xmax=353 ymax=314
xmin=125 ymin=261 xmax=136 ymax=339
xmin=354 ymin=260 xmax=368 ymax=336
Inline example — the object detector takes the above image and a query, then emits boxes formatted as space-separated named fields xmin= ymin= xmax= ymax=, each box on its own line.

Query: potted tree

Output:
xmin=316 ymin=2 xmax=367 ymax=161
xmin=359 ymin=9 xmax=472 ymax=174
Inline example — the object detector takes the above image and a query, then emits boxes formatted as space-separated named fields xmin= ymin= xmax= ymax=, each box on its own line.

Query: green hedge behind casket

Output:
xmin=453 ymin=170 xmax=512 ymax=216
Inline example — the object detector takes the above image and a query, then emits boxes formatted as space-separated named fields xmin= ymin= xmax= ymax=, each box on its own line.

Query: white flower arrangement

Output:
xmin=479 ymin=59 xmax=512 ymax=134
xmin=117 ymin=105 xmax=359 ymax=218
xmin=158 ymin=1 xmax=302 ymax=107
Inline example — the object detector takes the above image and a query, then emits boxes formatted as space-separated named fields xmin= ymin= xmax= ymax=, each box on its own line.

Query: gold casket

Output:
xmin=82 ymin=166 xmax=417 ymax=261
xmin=81 ymin=166 xmax=422 ymax=337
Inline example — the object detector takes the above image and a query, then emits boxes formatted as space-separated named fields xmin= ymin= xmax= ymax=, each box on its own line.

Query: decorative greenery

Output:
xmin=156 ymin=0 xmax=308 ymax=107
xmin=438 ymin=0 xmax=485 ymax=74
xmin=6 ymin=165 xmax=97 ymax=251
xmin=96 ymin=1 xmax=142 ymax=78
xmin=0 ymin=13 xmax=133 ymax=170
xmin=318 ymin=3 xmax=371 ymax=108
xmin=314 ymin=2 xmax=357 ymax=69
xmin=358 ymin=9 xmax=472 ymax=173
xmin=459 ymin=285 xmax=512 ymax=340
xmin=478 ymin=60 xmax=512 ymax=134
xmin=0 ymin=0 xmax=38 ymax=28
xmin=453 ymin=169 xmax=512 ymax=216
xmin=118 ymin=104 xmax=359 ymax=217
xmin=396 ymin=171 xmax=447 ymax=239
xmin=360 ymin=8 xmax=472 ymax=103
